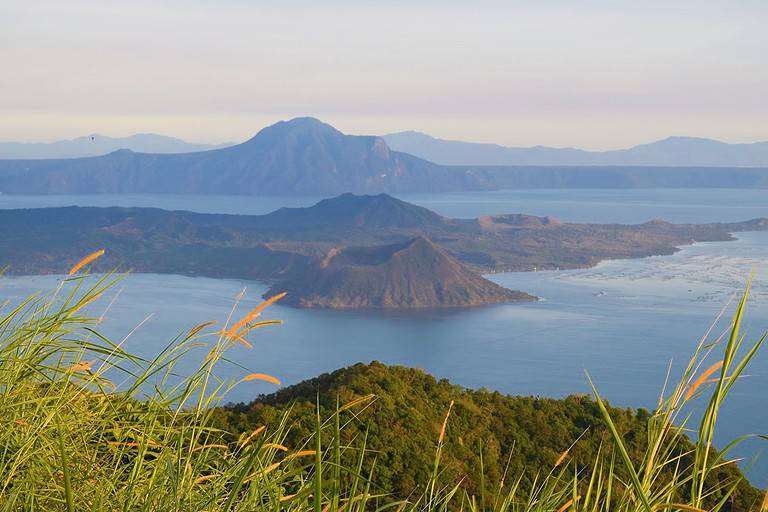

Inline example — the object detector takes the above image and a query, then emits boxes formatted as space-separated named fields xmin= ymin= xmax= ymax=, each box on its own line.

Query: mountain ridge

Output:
xmin=0 ymin=133 xmax=232 ymax=159
xmin=1 ymin=117 xmax=768 ymax=194
xmin=0 ymin=117 xmax=454 ymax=195
xmin=257 ymin=193 xmax=448 ymax=230
xmin=383 ymin=131 xmax=768 ymax=167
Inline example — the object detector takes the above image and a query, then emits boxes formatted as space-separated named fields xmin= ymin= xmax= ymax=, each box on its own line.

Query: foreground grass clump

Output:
xmin=0 ymin=263 xmax=765 ymax=510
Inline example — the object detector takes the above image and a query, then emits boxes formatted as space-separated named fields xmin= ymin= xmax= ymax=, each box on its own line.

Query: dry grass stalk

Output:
xmin=261 ymin=443 xmax=289 ymax=452
xmin=557 ymin=495 xmax=580 ymax=512
xmin=243 ymin=373 xmax=281 ymax=385
xmin=68 ymin=249 xmax=105 ymax=275
xmin=438 ymin=400 xmax=454 ymax=444
xmin=226 ymin=292 xmax=287 ymax=337
xmin=685 ymin=360 xmax=724 ymax=400
xmin=554 ymin=449 xmax=569 ymax=467
xmin=194 ymin=474 xmax=218 ymax=485
xmin=239 ymin=425 xmax=266 ymax=448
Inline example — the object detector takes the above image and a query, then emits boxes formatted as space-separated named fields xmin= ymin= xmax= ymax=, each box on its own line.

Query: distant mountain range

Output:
xmin=0 ymin=134 xmax=232 ymax=159
xmin=383 ymin=131 xmax=768 ymax=167
xmin=0 ymin=117 xmax=767 ymax=195
xmin=6 ymin=126 xmax=767 ymax=167
xmin=0 ymin=118 xmax=457 ymax=195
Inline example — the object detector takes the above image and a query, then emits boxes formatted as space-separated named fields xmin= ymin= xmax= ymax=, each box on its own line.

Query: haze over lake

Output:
xmin=0 ymin=188 xmax=766 ymax=485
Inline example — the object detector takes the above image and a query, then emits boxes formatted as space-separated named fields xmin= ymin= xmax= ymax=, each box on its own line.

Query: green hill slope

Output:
xmin=213 ymin=361 xmax=761 ymax=509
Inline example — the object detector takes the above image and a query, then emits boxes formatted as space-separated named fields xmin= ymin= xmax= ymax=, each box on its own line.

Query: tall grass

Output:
xmin=0 ymin=265 xmax=764 ymax=511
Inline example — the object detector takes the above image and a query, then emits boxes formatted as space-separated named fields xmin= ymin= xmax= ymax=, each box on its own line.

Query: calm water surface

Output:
xmin=2 ymin=188 xmax=768 ymax=223
xmin=0 ymin=189 xmax=766 ymax=484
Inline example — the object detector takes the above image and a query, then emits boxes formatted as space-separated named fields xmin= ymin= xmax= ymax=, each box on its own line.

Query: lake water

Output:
xmin=3 ymin=188 xmax=768 ymax=223
xmin=0 ymin=189 xmax=766 ymax=485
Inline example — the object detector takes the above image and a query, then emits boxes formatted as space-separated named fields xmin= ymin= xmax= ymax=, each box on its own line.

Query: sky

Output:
xmin=1 ymin=0 xmax=766 ymax=150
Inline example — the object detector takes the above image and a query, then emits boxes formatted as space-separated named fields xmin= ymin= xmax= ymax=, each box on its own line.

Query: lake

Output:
xmin=1 ymin=189 xmax=766 ymax=485
xmin=3 ymin=187 xmax=768 ymax=223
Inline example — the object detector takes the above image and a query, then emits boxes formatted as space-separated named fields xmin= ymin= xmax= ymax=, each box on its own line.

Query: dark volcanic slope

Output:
xmin=272 ymin=237 xmax=533 ymax=309
xmin=255 ymin=192 xmax=448 ymax=231
xmin=444 ymin=216 xmax=768 ymax=272
xmin=1 ymin=118 xmax=767 ymax=195
xmin=0 ymin=194 xmax=766 ymax=308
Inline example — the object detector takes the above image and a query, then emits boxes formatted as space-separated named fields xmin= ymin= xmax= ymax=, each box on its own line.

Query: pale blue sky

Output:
xmin=1 ymin=0 xmax=766 ymax=149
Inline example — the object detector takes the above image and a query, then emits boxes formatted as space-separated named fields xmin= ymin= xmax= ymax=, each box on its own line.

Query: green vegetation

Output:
xmin=212 ymin=362 xmax=759 ymax=510
xmin=0 ymin=258 xmax=766 ymax=510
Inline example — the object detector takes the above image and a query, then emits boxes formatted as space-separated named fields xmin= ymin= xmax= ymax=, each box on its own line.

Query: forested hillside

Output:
xmin=213 ymin=361 xmax=760 ymax=510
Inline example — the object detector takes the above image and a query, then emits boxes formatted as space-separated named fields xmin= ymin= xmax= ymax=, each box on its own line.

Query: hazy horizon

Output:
xmin=1 ymin=121 xmax=767 ymax=152
xmin=2 ymin=0 xmax=767 ymax=150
